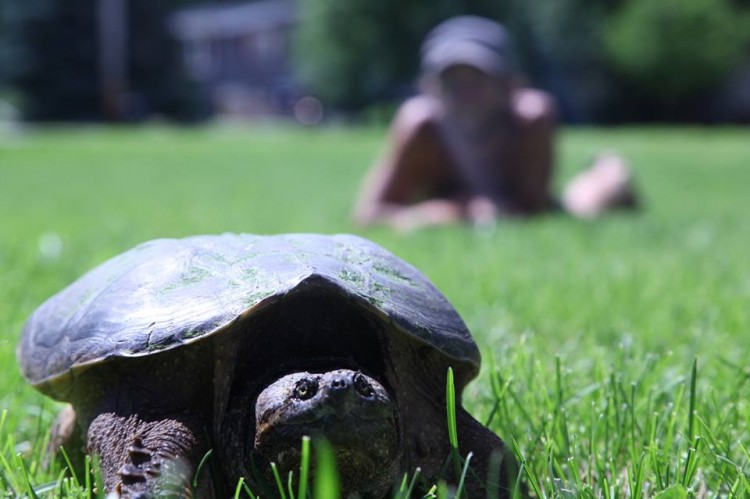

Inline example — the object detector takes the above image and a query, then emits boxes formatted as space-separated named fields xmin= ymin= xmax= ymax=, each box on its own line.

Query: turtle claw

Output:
xmin=88 ymin=412 xmax=209 ymax=499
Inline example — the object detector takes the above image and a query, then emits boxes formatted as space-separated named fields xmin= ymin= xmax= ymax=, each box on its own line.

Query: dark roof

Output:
xmin=170 ymin=0 xmax=297 ymax=39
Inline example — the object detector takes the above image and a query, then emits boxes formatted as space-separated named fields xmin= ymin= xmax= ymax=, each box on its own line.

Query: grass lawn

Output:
xmin=0 ymin=124 xmax=748 ymax=497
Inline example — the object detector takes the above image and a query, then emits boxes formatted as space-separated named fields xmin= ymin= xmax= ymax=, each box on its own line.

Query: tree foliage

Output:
xmin=294 ymin=0 xmax=619 ymax=114
xmin=294 ymin=0 xmax=514 ymax=110
xmin=604 ymin=0 xmax=748 ymax=99
xmin=3 ymin=0 xmax=205 ymax=121
xmin=295 ymin=0 xmax=749 ymax=121
xmin=2 ymin=0 xmax=748 ymax=122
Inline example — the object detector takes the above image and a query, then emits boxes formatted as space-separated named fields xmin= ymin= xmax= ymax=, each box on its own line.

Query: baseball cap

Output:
xmin=421 ymin=16 xmax=513 ymax=76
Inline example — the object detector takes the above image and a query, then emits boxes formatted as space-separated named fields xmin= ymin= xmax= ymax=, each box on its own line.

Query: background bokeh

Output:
xmin=1 ymin=0 xmax=749 ymax=124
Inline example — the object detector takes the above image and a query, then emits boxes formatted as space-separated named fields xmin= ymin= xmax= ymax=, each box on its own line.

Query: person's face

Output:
xmin=438 ymin=64 xmax=510 ymax=113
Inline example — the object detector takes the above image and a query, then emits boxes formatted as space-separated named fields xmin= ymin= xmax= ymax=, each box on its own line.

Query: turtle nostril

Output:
xmin=330 ymin=377 xmax=349 ymax=390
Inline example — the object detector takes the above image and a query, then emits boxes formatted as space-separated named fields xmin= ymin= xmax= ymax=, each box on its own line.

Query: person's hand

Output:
xmin=466 ymin=196 xmax=499 ymax=226
xmin=390 ymin=200 xmax=465 ymax=232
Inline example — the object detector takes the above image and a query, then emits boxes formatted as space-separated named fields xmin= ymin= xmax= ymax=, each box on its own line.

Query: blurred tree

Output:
xmin=126 ymin=0 xmax=207 ymax=121
xmin=295 ymin=0 xmax=435 ymax=111
xmin=0 ymin=0 xmax=7 ymax=90
xmin=604 ymin=0 xmax=748 ymax=119
xmin=5 ymin=0 xmax=746 ymax=122
xmin=294 ymin=0 xmax=619 ymax=119
xmin=295 ymin=0 xmax=748 ymax=122
xmin=5 ymin=0 xmax=206 ymax=121
xmin=503 ymin=0 xmax=615 ymax=122
xmin=10 ymin=0 xmax=100 ymax=120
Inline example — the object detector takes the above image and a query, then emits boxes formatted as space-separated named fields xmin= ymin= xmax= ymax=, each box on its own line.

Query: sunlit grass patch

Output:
xmin=1 ymin=125 xmax=748 ymax=496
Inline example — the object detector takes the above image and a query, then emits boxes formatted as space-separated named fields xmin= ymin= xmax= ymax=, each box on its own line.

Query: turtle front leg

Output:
xmin=456 ymin=408 xmax=522 ymax=498
xmin=87 ymin=412 xmax=213 ymax=498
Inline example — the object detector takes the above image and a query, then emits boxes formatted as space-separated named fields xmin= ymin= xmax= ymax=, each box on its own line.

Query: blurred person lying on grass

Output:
xmin=354 ymin=16 xmax=637 ymax=230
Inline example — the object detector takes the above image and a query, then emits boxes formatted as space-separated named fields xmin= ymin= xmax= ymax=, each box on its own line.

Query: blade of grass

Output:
xmin=485 ymin=451 xmax=501 ymax=499
xmin=59 ymin=446 xmax=81 ymax=490
xmin=298 ymin=436 xmax=310 ymax=499
xmin=20 ymin=459 xmax=39 ymax=499
xmin=234 ymin=477 xmax=259 ymax=499
xmin=84 ymin=454 xmax=92 ymax=499
xmin=445 ymin=367 xmax=463 ymax=494
xmin=446 ymin=368 xmax=459 ymax=449
xmin=686 ymin=359 xmax=698 ymax=445
xmin=192 ymin=449 xmax=213 ymax=489
xmin=0 ymin=410 xmax=19 ymax=496
xmin=313 ymin=438 xmax=339 ymax=499
xmin=436 ymin=480 xmax=448 ymax=499
xmin=270 ymin=462 xmax=288 ymax=499
xmin=511 ymin=437 xmax=542 ymax=498
xmin=681 ymin=359 xmax=698 ymax=486
xmin=92 ymin=454 xmax=105 ymax=499
xmin=681 ymin=437 xmax=701 ymax=488
xmin=555 ymin=356 xmax=571 ymax=457
xmin=454 ymin=452 xmax=473 ymax=499
xmin=395 ymin=468 xmax=421 ymax=499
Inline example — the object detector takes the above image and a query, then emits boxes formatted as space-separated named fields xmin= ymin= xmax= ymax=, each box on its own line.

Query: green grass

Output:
xmin=1 ymin=124 xmax=749 ymax=496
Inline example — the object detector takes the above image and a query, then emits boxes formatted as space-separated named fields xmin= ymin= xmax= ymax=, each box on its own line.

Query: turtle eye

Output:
xmin=294 ymin=378 xmax=318 ymax=400
xmin=353 ymin=372 xmax=374 ymax=398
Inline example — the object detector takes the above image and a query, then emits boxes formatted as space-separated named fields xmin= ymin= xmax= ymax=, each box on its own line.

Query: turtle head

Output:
xmin=253 ymin=369 xmax=401 ymax=496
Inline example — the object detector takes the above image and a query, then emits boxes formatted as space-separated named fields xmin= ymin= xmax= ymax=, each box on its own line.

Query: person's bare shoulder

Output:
xmin=511 ymin=87 xmax=557 ymax=126
xmin=391 ymin=95 xmax=444 ymax=139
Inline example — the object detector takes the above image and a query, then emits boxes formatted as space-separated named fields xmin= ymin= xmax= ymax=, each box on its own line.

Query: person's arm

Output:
xmin=509 ymin=88 xmax=557 ymax=213
xmin=353 ymin=97 xmax=465 ymax=229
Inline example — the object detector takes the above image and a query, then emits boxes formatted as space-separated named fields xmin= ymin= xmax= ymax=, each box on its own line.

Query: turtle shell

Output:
xmin=18 ymin=233 xmax=479 ymax=400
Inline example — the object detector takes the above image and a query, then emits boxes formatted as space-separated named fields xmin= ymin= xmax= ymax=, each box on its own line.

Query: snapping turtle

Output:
xmin=18 ymin=233 xmax=515 ymax=497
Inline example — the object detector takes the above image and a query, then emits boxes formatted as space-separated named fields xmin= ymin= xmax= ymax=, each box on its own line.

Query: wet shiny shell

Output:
xmin=18 ymin=233 xmax=479 ymax=399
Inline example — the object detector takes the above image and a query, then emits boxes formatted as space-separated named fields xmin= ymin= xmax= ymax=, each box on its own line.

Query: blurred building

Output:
xmin=170 ymin=0 xmax=307 ymax=119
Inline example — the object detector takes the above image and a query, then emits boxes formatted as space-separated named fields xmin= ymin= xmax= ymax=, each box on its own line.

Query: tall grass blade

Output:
xmin=681 ymin=437 xmax=701 ymax=488
xmin=0 ymin=410 xmax=19 ymax=496
xmin=298 ymin=436 xmax=310 ymax=499
xmin=681 ymin=359 xmax=698 ymax=486
xmin=20 ymin=460 xmax=39 ymax=499
xmin=436 ymin=481 xmax=448 ymax=499
xmin=193 ymin=449 xmax=213 ymax=489
xmin=554 ymin=356 xmax=571 ymax=455
xmin=287 ymin=470 xmax=295 ymax=499
xmin=394 ymin=468 xmax=421 ymax=499
xmin=92 ymin=454 xmax=105 ymax=499
xmin=270 ymin=462 xmax=288 ymax=499
xmin=234 ymin=477 xmax=259 ymax=499
xmin=687 ymin=359 xmax=698 ymax=445
xmin=454 ymin=452 xmax=473 ymax=499
xmin=59 ymin=446 xmax=81 ymax=490
xmin=511 ymin=437 xmax=541 ymax=498
xmin=445 ymin=367 xmax=463 ymax=492
xmin=406 ymin=468 xmax=421 ymax=498
xmin=485 ymin=451 xmax=501 ymax=499
xmin=84 ymin=455 xmax=92 ymax=499
xmin=446 ymin=368 xmax=458 ymax=449
xmin=313 ymin=438 xmax=339 ymax=499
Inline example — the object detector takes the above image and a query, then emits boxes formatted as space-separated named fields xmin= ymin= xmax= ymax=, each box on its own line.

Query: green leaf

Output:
xmin=653 ymin=484 xmax=688 ymax=499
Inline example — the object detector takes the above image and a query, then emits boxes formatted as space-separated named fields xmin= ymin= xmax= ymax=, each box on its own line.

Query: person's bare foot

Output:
xmin=562 ymin=152 xmax=638 ymax=218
